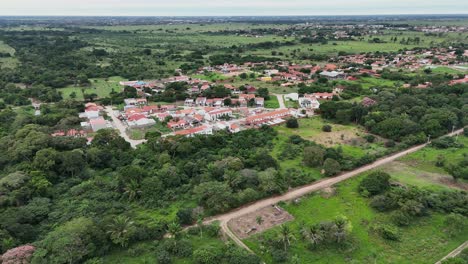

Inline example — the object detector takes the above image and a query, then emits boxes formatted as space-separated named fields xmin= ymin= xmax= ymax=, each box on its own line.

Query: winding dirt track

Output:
xmin=204 ymin=128 xmax=465 ymax=252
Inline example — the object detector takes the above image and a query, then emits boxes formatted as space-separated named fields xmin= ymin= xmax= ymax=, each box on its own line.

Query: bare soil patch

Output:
xmin=384 ymin=162 xmax=468 ymax=191
xmin=227 ymin=205 xmax=294 ymax=239
xmin=320 ymin=187 xmax=336 ymax=198
xmin=313 ymin=129 xmax=362 ymax=147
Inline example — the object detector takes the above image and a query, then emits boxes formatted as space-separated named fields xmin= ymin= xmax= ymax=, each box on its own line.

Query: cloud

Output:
xmin=1 ymin=0 xmax=467 ymax=16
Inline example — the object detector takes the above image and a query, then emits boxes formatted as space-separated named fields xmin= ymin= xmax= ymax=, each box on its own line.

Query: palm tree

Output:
xmin=123 ymin=180 xmax=141 ymax=201
xmin=277 ymin=224 xmax=295 ymax=251
xmin=107 ymin=216 xmax=135 ymax=248
xmin=300 ymin=224 xmax=323 ymax=249
xmin=333 ymin=217 xmax=348 ymax=244
xmin=256 ymin=216 xmax=264 ymax=226
xmin=197 ymin=216 xmax=204 ymax=238
xmin=168 ymin=222 xmax=182 ymax=240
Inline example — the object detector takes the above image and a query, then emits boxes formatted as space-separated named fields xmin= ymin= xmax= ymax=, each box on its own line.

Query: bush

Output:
xmin=322 ymin=125 xmax=332 ymax=132
xmin=431 ymin=137 xmax=462 ymax=149
xmin=370 ymin=195 xmax=397 ymax=212
xmin=323 ymin=158 xmax=341 ymax=176
xmin=392 ymin=210 xmax=411 ymax=226
xmin=444 ymin=213 xmax=468 ymax=237
xmin=377 ymin=225 xmax=400 ymax=241
xmin=385 ymin=140 xmax=396 ymax=148
xmin=286 ymin=117 xmax=299 ymax=128
xmin=359 ymin=171 xmax=391 ymax=196
xmin=176 ymin=208 xmax=194 ymax=225
xmin=303 ymin=146 xmax=325 ymax=167
xmin=289 ymin=135 xmax=304 ymax=144
xmin=193 ymin=246 xmax=222 ymax=264
xmin=464 ymin=128 xmax=468 ymax=137
xmin=435 ymin=155 xmax=445 ymax=167
xmin=156 ymin=249 xmax=172 ymax=264
xmin=364 ymin=135 xmax=375 ymax=143
xmin=271 ymin=249 xmax=289 ymax=263
xmin=204 ymin=223 xmax=220 ymax=238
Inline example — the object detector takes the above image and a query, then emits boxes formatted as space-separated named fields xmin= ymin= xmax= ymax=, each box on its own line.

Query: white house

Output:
xmin=299 ymin=95 xmax=321 ymax=109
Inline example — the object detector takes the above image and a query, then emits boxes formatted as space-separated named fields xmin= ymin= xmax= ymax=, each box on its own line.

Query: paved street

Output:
xmin=104 ymin=106 xmax=146 ymax=148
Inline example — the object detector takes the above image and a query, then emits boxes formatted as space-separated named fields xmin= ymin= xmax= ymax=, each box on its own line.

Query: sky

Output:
xmin=1 ymin=0 xmax=467 ymax=16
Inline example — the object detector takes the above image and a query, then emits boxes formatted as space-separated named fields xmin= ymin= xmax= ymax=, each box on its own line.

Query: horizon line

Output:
xmin=1 ymin=13 xmax=468 ymax=17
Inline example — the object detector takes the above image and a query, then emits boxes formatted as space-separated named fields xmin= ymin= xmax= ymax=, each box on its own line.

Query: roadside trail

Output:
xmin=435 ymin=241 xmax=468 ymax=264
xmin=204 ymin=128 xmax=465 ymax=252
xmin=104 ymin=106 xmax=146 ymax=148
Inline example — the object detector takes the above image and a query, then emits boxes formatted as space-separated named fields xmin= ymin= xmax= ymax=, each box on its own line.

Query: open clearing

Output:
xmin=228 ymin=205 xmax=294 ymax=239
xmin=383 ymin=161 xmax=468 ymax=191
xmin=59 ymin=76 xmax=127 ymax=100
xmin=244 ymin=175 xmax=468 ymax=264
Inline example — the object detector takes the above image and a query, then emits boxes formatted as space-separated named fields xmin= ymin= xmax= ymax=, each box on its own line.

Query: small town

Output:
xmin=47 ymin=45 xmax=468 ymax=147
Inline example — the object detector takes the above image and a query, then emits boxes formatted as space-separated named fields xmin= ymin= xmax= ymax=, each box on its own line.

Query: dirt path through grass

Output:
xmin=203 ymin=128 xmax=465 ymax=252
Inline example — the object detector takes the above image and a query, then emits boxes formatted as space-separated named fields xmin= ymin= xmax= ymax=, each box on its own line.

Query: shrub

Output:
xmin=323 ymin=158 xmax=341 ymax=176
xmin=359 ymin=171 xmax=391 ymax=196
xmin=464 ymin=128 xmax=468 ymax=137
xmin=377 ymin=225 xmax=400 ymax=241
xmin=370 ymin=195 xmax=397 ymax=212
xmin=392 ymin=210 xmax=411 ymax=226
xmin=289 ymin=135 xmax=304 ymax=144
xmin=303 ymin=146 xmax=325 ymax=167
xmin=364 ymin=135 xmax=375 ymax=143
xmin=156 ymin=249 xmax=172 ymax=264
xmin=385 ymin=140 xmax=396 ymax=148
xmin=431 ymin=137 xmax=462 ymax=149
xmin=444 ymin=213 xmax=468 ymax=237
xmin=286 ymin=117 xmax=299 ymax=128
xmin=271 ymin=249 xmax=289 ymax=263
xmin=322 ymin=125 xmax=332 ymax=132
xmin=204 ymin=223 xmax=220 ymax=238
xmin=193 ymin=246 xmax=222 ymax=264
xmin=176 ymin=208 xmax=194 ymax=225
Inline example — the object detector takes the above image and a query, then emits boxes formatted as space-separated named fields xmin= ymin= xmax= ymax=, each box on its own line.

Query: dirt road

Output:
xmin=274 ymin=94 xmax=286 ymax=109
xmin=205 ymin=128 xmax=465 ymax=252
xmin=435 ymin=241 xmax=468 ymax=264
xmin=104 ymin=106 xmax=146 ymax=148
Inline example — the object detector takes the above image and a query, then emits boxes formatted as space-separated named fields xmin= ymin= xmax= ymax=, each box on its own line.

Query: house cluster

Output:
xmin=449 ymin=75 xmax=468 ymax=86
xmin=197 ymin=63 xmax=248 ymax=76
xmin=257 ymin=63 xmax=349 ymax=86
xmin=336 ymin=47 xmax=467 ymax=71
xmin=245 ymin=108 xmax=294 ymax=126
xmin=164 ymin=105 xmax=248 ymax=137
xmin=119 ymin=98 xmax=177 ymax=128
xmin=184 ymin=93 xmax=264 ymax=108
xmin=119 ymin=75 xmax=191 ymax=93
xmin=79 ymin=103 xmax=111 ymax=132
xmin=414 ymin=25 xmax=467 ymax=33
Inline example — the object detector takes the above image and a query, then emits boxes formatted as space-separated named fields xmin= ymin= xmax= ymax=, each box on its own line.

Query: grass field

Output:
xmin=0 ymin=41 xmax=19 ymax=69
xmin=264 ymin=96 xmax=280 ymax=109
xmin=128 ymin=122 xmax=172 ymax=140
xmin=398 ymin=136 xmax=468 ymax=174
xmin=276 ymin=117 xmax=365 ymax=145
xmin=244 ymin=174 xmax=468 ymax=264
xmin=59 ymin=76 xmax=127 ymax=100
xmin=357 ymin=77 xmax=400 ymax=89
